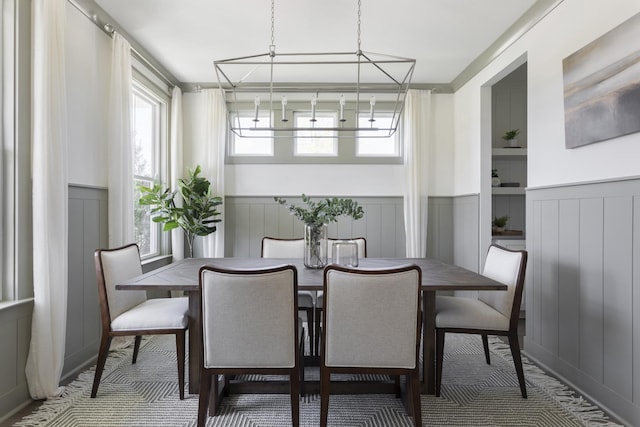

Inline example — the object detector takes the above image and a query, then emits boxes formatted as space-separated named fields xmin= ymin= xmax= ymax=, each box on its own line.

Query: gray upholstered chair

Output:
xmin=315 ymin=237 xmax=367 ymax=356
xmin=320 ymin=264 xmax=422 ymax=427
xmin=435 ymin=244 xmax=528 ymax=398
xmin=92 ymin=243 xmax=188 ymax=399
xmin=261 ymin=236 xmax=315 ymax=355
xmin=197 ymin=264 xmax=303 ymax=427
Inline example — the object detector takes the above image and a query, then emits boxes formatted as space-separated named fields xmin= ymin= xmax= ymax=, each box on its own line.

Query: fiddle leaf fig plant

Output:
xmin=138 ymin=165 xmax=223 ymax=257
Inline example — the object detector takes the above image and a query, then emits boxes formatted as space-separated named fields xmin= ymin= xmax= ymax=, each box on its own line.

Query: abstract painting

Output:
xmin=563 ymin=12 xmax=640 ymax=148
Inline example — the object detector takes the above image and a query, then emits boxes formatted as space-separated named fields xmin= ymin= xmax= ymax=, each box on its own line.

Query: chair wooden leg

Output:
xmin=508 ymin=333 xmax=527 ymax=398
xmin=409 ymin=370 xmax=422 ymax=427
xmin=176 ymin=330 xmax=186 ymax=400
xmin=435 ymin=329 xmax=445 ymax=397
xmin=320 ymin=368 xmax=330 ymax=427
xmin=394 ymin=376 xmax=401 ymax=398
xmin=304 ymin=307 xmax=314 ymax=356
xmin=315 ymin=308 xmax=322 ymax=357
xmin=132 ymin=336 xmax=142 ymax=364
xmin=290 ymin=370 xmax=300 ymax=427
xmin=300 ymin=329 xmax=306 ymax=398
xmin=91 ymin=334 xmax=112 ymax=398
xmin=209 ymin=374 xmax=220 ymax=415
xmin=197 ymin=371 xmax=211 ymax=427
xmin=482 ymin=334 xmax=491 ymax=364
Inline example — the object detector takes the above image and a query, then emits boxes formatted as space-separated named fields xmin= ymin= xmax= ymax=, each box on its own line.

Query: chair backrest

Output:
xmin=478 ymin=244 xmax=528 ymax=328
xmin=327 ymin=237 xmax=367 ymax=259
xmin=94 ymin=243 xmax=147 ymax=329
xmin=199 ymin=264 xmax=299 ymax=368
xmin=322 ymin=264 xmax=421 ymax=369
xmin=261 ymin=237 xmax=304 ymax=258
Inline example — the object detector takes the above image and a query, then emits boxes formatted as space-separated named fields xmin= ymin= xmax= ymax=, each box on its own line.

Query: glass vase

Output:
xmin=304 ymin=223 xmax=328 ymax=269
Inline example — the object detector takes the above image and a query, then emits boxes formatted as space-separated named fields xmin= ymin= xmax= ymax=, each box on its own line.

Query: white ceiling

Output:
xmin=89 ymin=0 xmax=538 ymax=86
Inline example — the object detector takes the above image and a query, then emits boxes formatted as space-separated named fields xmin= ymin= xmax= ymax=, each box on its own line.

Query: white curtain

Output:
xmin=107 ymin=33 xmax=134 ymax=248
xmin=25 ymin=0 xmax=68 ymax=399
xmin=200 ymin=89 xmax=227 ymax=258
xmin=403 ymin=89 xmax=432 ymax=258
xmin=170 ymin=86 xmax=185 ymax=260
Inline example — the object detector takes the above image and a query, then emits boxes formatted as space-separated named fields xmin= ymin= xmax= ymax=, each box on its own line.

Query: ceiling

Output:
xmin=84 ymin=0 xmax=541 ymax=89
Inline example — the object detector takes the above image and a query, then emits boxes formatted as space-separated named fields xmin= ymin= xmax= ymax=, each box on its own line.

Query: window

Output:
xmin=132 ymin=82 xmax=167 ymax=259
xmin=229 ymin=113 xmax=273 ymax=156
xmin=294 ymin=112 xmax=338 ymax=156
xmin=357 ymin=114 xmax=400 ymax=156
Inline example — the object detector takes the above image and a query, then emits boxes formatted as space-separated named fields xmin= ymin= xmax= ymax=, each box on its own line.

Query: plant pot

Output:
xmin=304 ymin=223 xmax=328 ymax=269
xmin=508 ymin=138 xmax=519 ymax=147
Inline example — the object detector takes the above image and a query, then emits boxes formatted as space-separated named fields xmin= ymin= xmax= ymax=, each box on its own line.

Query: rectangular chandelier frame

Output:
xmin=215 ymin=49 xmax=416 ymax=138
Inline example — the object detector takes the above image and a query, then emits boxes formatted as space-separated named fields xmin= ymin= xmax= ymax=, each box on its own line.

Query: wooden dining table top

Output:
xmin=117 ymin=257 xmax=506 ymax=292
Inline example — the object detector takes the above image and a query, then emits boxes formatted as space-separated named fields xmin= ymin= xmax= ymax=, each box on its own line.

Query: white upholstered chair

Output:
xmin=261 ymin=236 xmax=315 ymax=355
xmin=320 ymin=264 xmax=422 ymax=427
xmin=435 ymin=244 xmax=528 ymax=398
xmin=92 ymin=243 xmax=188 ymax=399
xmin=315 ymin=237 xmax=367 ymax=356
xmin=197 ymin=264 xmax=303 ymax=427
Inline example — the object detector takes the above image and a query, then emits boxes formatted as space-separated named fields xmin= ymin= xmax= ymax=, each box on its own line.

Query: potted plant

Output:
xmin=502 ymin=129 xmax=520 ymax=147
xmin=274 ymin=194 xmax=364 ymax=268
xmin=492 ymin=215 xmax=509 ymax=234
xmin=138 ymin=165 xmax=223 ymax=257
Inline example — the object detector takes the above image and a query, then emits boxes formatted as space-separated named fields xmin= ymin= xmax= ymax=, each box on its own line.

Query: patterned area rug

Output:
xmin=14 ymin=333 xmax=621 ymax=426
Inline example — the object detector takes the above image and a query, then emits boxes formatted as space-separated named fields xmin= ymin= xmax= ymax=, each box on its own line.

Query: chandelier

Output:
xmin=214 ymin=0 xmax=416 ymax=138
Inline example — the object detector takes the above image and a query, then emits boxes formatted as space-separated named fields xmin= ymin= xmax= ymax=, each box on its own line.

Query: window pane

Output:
xmin=294 ymin=113 xmax=337 ymax=156
xmin=230 ymin=114 xmax=273 ymax=156
xmin=133 ymin=94 xmax=154 ymax=176
xmin=357 ymin=115 xmax=399 ymax=156
xmin=132 ymin=86 xmax=162 ymax=258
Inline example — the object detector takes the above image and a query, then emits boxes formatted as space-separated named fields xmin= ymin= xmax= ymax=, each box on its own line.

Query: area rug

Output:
xmin=14 ymin=333 xmax=622 ymax=427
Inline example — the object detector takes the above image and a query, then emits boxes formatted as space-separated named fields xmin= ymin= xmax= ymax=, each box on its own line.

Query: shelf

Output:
xmin=492 ymin=148 xmax=527 ymax=159
xmin=492 ymin=187 xmax=525 ymax=195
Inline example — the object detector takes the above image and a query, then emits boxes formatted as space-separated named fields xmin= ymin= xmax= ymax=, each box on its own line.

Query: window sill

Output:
xmin=0 ymin=298 xmax=34 ymax=311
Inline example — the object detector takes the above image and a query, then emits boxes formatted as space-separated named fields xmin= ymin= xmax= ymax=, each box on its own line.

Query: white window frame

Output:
xmin=356 ymin=112 xmax=401 ymax=157
xmin=132 ymin=79 xmax=169 ymax=260
xmin=294 ymin=111 xmax=338 ymax=157
xmin=229 ymin=111 xmax=274 ymax=156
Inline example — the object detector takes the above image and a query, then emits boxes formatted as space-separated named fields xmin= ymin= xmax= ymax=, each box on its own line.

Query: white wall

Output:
xmin=65 ymin=3 xmax=110 ymax=188
xmin=182 ymin=91 xmax=454 ymax=197
xmin=453 ymin=0 xmax=640 ymax=194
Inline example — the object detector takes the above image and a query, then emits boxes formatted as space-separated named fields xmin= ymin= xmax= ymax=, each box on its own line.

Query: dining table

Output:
xmin=116 ymin=257 xmax=506 ymax=395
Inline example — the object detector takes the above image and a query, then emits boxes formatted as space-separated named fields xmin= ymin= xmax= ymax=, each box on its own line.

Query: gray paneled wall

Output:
xmin=525 ymin=178 xmax=640 ymax=426
xmin=0 ymin=301 xmax=32 ymax=420
xmin=65 ymin=186 xmax=108 ymax=377
xmin=224 ymin=196 xmax=406 ymax=258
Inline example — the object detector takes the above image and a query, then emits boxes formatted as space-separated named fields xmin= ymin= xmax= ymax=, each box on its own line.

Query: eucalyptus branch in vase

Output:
xmin=274 ymin=194 xmax=364 ymax=268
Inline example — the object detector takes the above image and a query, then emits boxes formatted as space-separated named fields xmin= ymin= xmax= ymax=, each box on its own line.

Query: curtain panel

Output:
xmin=25 ymin=0 xmax=69 ymax=399
xmin=107 ymin=33 xmax=134 ymax=248
xmin=170 ymin=86 xmax=185 ymax=260
xmin=200 ymin=89 xmax=227 ymax=258
xmin=403 ymin=89 xmax=432 ymax=258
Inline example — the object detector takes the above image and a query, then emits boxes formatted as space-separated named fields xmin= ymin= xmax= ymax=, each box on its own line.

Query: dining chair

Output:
xmin=435 ymin=244 xmax=528 ymax=398
xmin=315 ymin=237 xmax=367 ymax=356
xmin=262 ymin=236 xmax=315 ymax=355
xmin=197 ymin=264 xmax=303 ymax=427
xmin=320 ymin=264 xmax=422 ymax=427
xmin=92 ymin=243 xmax=188 ymax=399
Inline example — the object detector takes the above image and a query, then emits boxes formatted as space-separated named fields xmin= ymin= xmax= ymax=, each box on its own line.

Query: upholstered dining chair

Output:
xmin=435 ymin=244 xmax=528 ymax=398
xmin=315 ymin=237 xmax=367 ymax=356
xmin=92 ymin=243 xmax=188 ymax=399
xmin=197 ymin=264 xmax=303 ymax=427
xmin=320 ymin=264 xmax=422 ymax=427
xmin=262 ymin=236 xmax=315 ymax=355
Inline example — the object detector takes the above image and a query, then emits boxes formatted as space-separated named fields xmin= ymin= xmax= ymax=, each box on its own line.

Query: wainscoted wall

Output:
xmin=65 ymin=186 xmax=108 ymax=377
xmin=224 ymin=196 xmax=407 ymax=258
xmin=0 ymin=300 xmax=32 ymax=420
xmin=525 ymin=177 xmax=640 ymax=426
